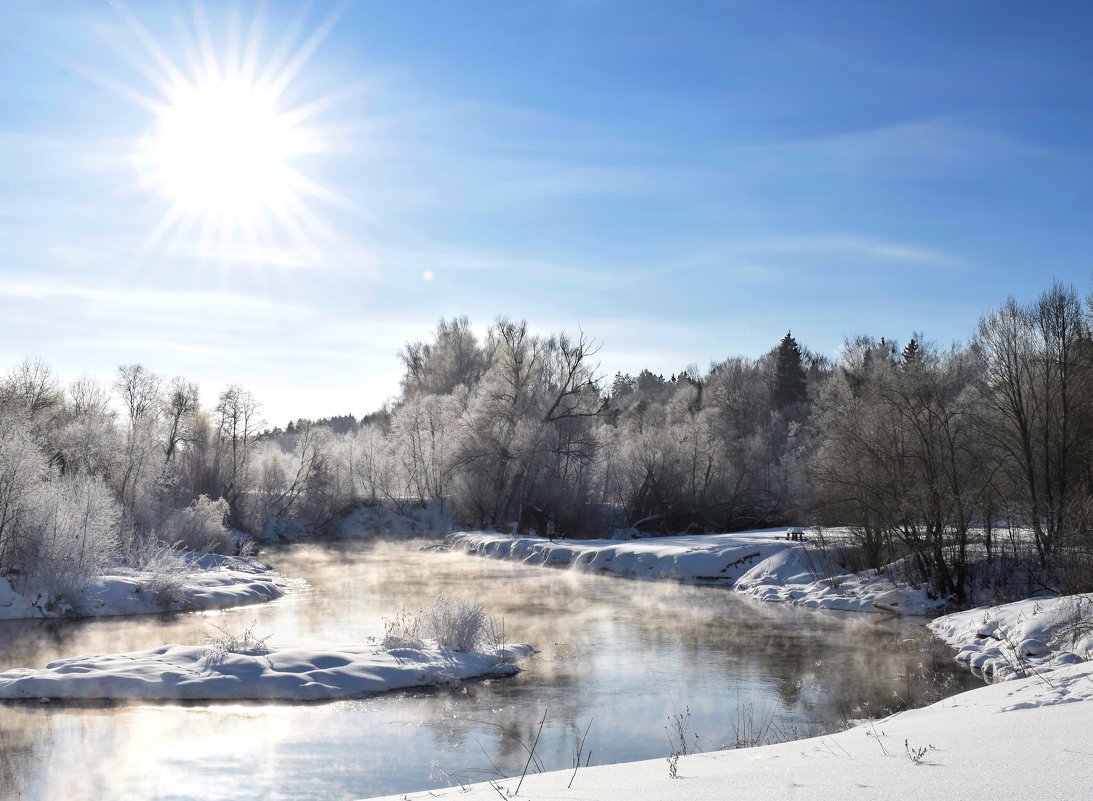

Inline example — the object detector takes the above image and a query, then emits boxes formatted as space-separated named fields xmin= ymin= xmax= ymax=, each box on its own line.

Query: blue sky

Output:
xmin=2 ymin=0 xmax=1091 ymax=425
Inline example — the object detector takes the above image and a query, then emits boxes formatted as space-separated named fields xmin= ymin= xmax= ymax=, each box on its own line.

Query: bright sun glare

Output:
xmin=113 ymin=5 xmax=344 ymax=264
xmin=151 ymin=79 xmax=291 ymax=220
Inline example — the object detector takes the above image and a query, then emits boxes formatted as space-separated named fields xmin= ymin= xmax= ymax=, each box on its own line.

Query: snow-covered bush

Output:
xmin=121 ymin=535 xmax=190 ymax=605
xmin=380 ymin=594 xmax=502 ymax=653
xmin=162 ymin=495 xmax=232 ymax=553
xmin=29 ymin=474 xmax=121 ymax=601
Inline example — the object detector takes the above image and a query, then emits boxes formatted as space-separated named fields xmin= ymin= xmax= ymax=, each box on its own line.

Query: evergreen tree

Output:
xmin=902 ymin=337 xmax=921 ymax=365
xmin=773 ymin=331 xmax=808 ymax=411
xmin=611 ymin=372 xmax=635 ymax=399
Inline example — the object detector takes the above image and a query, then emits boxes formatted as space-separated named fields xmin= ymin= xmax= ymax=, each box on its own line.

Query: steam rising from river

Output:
xmin=0 ymin=539 xmax=977 ymax=801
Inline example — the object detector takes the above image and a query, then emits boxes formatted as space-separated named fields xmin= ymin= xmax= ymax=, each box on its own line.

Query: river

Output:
xmin=0 ymin=539 xmax=979 ymax=801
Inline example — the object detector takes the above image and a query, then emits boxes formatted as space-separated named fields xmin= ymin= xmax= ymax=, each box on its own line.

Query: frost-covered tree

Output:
xmin=389 ymin=391 xmax=461 ymax=508
xmin=214 ymin=384 xmax=264 ymax=528
xmin=0 ymin=413 xmax=48 ymax=573
xmin=0 ymin=358 xmax=62 ymax=422
xmin=160 ymin=495 xmax=231 ymax=553
xmin=446 ymin=319 xmax=605 ymax=532
xmin=399 ymin=315 xmax=488 ymax=397
xmin=162 ymin=377 xmax=200 ymax=463
xmin=55 ymin=376 xmax=117 ymax=477
xmin=111 ymin=363 xmax=162 ymax=523
xmin=29 ymin=474 xmax=121 ymax=600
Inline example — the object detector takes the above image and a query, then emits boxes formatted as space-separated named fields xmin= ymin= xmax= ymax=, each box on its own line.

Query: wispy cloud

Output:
xmin=737 ymin=234 xmax=957 ymax=265
xmin=734 ymin=116 xmax=1052 ymax=177
xmin=0 ymin=273 xmax=308 ymax=319
xmin=649 ymin=233 xmax=960 ymax=284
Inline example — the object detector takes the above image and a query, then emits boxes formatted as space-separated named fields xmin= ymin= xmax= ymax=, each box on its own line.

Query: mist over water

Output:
xmin=0 ymin=540 xmax=980 ymax=801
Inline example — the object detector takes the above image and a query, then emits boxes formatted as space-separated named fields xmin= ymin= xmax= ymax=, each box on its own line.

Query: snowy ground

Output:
xmin=930 ymin=593 xmax=1093 ymax=681
xmin=0 ymin=641 xmax=535 ymax=701
xmin=365 ymin=660 xmax=1093 ymax=801
xmin=0 ymin=554 xmax=286 ymax=621
xmin=448 ymin=530 xmax=943 ymax=615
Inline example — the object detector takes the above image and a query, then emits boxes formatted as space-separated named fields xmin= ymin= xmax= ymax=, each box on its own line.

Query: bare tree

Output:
xmin=0 ymin=358 xmax=62 ymax=423
xmin=161 ymin=377 xmax=200 ymax=463
xmin=112 ymin=364 xmax=162 ymax=517
xmin=974 ymin=283 xmax=1092 ymax=568
xmin=215 ymin=385 xmax=264 ymax=527
xmin=57 ymin=376 xmax=116 ymax=476
xmin=114 ymin=364 xmax=161 ymax=428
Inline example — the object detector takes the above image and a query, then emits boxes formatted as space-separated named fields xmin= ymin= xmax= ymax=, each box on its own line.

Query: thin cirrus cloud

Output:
xmin=728 ymin=116 xmax=1051 ymax=178
xmin=642 ymin=235 xmax=960 ymax=285
xmin=0 ymin=274 xmax=306 ymax=320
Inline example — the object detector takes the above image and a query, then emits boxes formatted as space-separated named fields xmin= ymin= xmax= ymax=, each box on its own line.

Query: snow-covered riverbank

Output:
xmin=0 ymin=641 xmax=536 ymax=701
xmin=930 ymin=593 xmax=1093 ymax=681
xmin=365 ymin=658 xmax=1093 ymax=801
xmin=448 ymin=530 xmax=943 ymax=615
xmin=419 ymin=531 xmax=1093 ymax=801
xmin=0 ymin=554 xmax=286 ymax=621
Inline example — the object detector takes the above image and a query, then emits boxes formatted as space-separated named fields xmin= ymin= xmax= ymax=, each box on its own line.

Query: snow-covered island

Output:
xmin=447 ymin=529 xmax=944 ymax=615
xmin=0 ymin=640 xmax=536 ymax=702
xmin=0 ymin=553 xmax=286 ymax=621
xmin=0 ymin=592 xmax=535 ymax=702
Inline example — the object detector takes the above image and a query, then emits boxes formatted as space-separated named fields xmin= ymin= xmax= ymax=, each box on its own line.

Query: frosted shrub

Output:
xmin=378 ymin=609 xmax=424 ymax=650
xmin=0 ymin=413 xmax=48 ymax=574
xmin=203 ymin=620 xmax=271 ymax=658
xmin=381 ymin=594 xmax=502 ymax=653
xmin=0 ymin=416 xmax=122 ymax=602
xmin=424 ymin=594 xmax=492 ymax=651
xmin=164 ymin=495 xmax=232 ymax=553
xmin=31 ymin=474 xmax=120 ymax=601
xmin=122 ymin=534 xmax=190 ymax=606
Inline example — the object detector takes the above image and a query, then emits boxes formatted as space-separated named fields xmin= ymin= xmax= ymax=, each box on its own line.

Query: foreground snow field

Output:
xmin=366 ymin=660 xmax=1093 ymax=801
xmin=448 ymin=530 xmax=944 ymax=615
xmin=0 ymin=641 xmax=536 ymax=701
xmin=0 ymin=554 xmax=286 ymax=621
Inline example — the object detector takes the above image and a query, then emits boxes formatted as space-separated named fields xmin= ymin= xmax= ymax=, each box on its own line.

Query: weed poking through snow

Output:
xmin=203 ymin=620 xmax=271 ymax=658
xmin=905 ymin=739 xmax=935 ymax=765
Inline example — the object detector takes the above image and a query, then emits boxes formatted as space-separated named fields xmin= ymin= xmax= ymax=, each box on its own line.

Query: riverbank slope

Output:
xmin=0 ymin=554 xmax=286 ymax=621
xmin=447 ymin=529 xmax=943 ymax=614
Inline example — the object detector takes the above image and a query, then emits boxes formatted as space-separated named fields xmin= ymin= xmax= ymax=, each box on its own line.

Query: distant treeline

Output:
xmin=2 ymin=279 xmax=1092 ymax=604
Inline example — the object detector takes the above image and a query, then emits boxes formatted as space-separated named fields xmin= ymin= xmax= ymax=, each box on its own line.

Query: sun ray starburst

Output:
xmin=105 ymin=3 xmax=349 ymax=267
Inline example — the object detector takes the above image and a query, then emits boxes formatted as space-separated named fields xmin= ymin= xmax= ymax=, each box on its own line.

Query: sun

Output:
xmin=150 ymin=77 xmax=293 ymax=222
xmin=113 ymin=5 xmax=345 ymax=264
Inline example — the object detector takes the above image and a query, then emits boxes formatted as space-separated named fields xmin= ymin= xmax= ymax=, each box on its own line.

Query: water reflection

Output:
xmin=0 ymin=539 xmax=980 ymax=800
